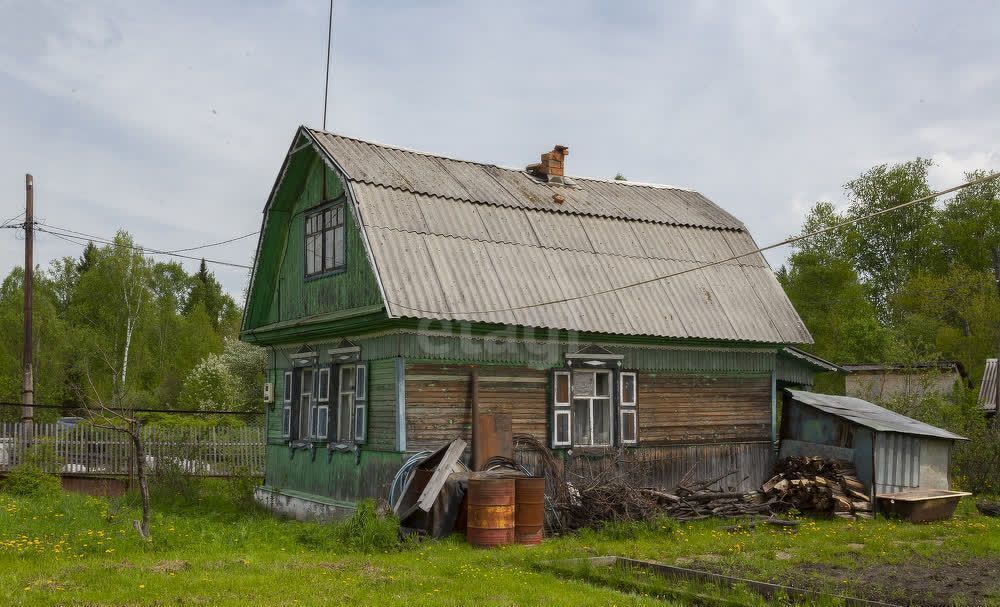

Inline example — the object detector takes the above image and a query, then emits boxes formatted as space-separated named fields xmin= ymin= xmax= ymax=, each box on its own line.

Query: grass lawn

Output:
xmin=1 ymin=483 xmax=998 ymax=606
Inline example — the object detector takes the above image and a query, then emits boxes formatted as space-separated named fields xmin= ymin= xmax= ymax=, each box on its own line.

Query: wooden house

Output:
xmin=241 ymin=127 xmax=829 ymax=519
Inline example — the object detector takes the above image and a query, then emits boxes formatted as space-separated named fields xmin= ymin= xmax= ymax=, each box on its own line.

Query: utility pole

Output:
xmin=22 ymin=174 xmax=34 ymax=430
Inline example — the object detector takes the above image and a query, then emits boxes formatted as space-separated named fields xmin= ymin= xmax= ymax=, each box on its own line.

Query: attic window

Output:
xmin=305 ymin=201 xmax=346 ymax=278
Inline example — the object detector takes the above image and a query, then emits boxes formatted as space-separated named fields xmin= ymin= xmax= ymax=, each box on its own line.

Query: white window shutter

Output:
xmin=619 ymin=371 xmax=638 ymax=445
xmin=551 ymin=370 xmax=572 ymax=448
xmin=354 ymin=363 xmax=368 ymax=443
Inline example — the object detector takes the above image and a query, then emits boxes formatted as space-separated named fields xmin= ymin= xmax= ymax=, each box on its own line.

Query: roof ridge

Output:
xmin=305 ymin=125 xmax=696 ymax=192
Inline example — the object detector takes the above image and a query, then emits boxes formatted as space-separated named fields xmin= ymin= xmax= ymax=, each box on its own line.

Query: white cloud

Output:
xmin=0 ymin=0 xmax=998 ymax=299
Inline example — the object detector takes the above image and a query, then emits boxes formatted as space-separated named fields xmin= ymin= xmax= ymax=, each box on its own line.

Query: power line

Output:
xmin=35 ymin=224 xmax=252 ymax=269
xmin=385 ymin=171 xmax=1000 ymax=316
xmin=163 ymin=230 xmax=258 ymax=253
xmin=0 ymin=211 xmax=24 ymax=228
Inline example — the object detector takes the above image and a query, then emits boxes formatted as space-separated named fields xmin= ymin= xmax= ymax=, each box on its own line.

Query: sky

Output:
xmin=1 ymin=0 xmax=998 ymax=299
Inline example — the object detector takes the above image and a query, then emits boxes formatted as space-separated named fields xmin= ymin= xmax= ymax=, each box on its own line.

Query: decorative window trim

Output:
xmin=281 ymin=370 xmax=293 ymax=438
xmin=281 ymin=404 xmax=291 ymax=438
xmin=551 ymin=370 xmax=571 ymax=447
xmin=353 ymin=363 xmax=368 ymax=443
xmin=301 ymin=368 xmax=316 ymax=439
xmin=565 ymin=352 xmax=625 ymax=361
xmin=551 ymin=368 xmax=634 ymax=448
xmin=619 ymin=371 xmax=638 ymax=445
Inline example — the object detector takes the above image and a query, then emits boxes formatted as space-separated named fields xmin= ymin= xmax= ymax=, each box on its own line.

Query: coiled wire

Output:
xmin=387 ymin=451 xmax=432 ymax=507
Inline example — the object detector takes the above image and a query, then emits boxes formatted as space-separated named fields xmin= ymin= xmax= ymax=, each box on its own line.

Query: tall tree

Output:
xmin=70 ymin=232 xmax=152 ymax=405
xmin=937 ymin=169 xmax=1000 ymax=272
xmin=779 ymin=250 xmax=898 ymax=365
xmin=842 ymin=158 xmax=939 ymax=317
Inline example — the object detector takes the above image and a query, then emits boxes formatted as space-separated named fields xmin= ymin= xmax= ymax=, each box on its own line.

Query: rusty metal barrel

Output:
xmin=514 ymin=476 xmax=545 ymax=545
xmin=466 ymin=478 xmax=515 ymax=547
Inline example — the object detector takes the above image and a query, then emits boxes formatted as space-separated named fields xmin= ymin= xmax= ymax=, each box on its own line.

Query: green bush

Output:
xmin=149 ymin=456 xmax=202 ymax=504
xmin=2 ymin=463 xmax=61 ymax=497
xmin=21 ymin=441 xmax=63 ymax=471
xmin=952 ymin=425 xmax=1000 ymax=495
xmin=333 ymin=499 xmax=401 ymax=553
xmin=224 ymin=465 xmax=261 ymax=513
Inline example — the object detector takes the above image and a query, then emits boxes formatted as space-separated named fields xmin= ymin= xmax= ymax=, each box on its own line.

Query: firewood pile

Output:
xmin=762 ymin=456 xmax=872 ymax=519
xmin=512 ymin=437 xmax=876 ymax=529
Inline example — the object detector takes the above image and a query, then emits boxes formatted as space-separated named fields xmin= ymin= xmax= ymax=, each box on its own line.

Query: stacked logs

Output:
xmin=762 ymin=456 xmax=872 ymax=519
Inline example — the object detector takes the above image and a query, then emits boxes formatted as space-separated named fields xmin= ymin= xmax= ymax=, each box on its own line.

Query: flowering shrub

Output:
xmin=177 ymin=354 xmax=239 ymax=411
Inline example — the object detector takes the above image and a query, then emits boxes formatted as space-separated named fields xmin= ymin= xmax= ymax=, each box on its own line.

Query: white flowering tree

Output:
xmin=178 ymin=340 xmax=264 ymax=412
xmin=220 ymin=338 xmax=265 ymax=412
xmin=178 ymin=353 xmax=239 ymax=411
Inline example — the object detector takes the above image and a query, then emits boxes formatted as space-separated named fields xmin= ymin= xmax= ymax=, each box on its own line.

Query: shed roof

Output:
xmin=841 ymin=361 xmax=968 ymax=378
xmin=780 ymin=347 xmax=844 ymax=374
xmin=979 ymin=358 xmax=997 ymax=412
xmin=295 ymin=127 xmax=812 ymax=344
xmin=785 ymin=389 xmax=967 ymax=441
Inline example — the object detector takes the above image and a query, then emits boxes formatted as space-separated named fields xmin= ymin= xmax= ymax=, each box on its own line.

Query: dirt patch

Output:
xmin=150 ymin=560 xmax=190 ymax=573
xmin=785 ymin=556 xmax=1000 ymax=606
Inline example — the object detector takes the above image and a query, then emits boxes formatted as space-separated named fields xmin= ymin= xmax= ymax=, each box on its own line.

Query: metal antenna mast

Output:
xmin=322 ymin=0 xmax=333 ymax=131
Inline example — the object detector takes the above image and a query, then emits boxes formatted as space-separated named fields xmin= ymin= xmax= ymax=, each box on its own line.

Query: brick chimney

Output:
xmin=527 ymin=145 xmax=569 ymax=182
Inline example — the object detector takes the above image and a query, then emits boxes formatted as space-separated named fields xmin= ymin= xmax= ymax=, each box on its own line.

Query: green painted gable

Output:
xmin=242 ymin=139 xmax=384 ymax=341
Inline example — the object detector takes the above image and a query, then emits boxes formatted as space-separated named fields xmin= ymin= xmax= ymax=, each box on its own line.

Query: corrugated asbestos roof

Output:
xmin=780 ymin=347 xmax=845 ymax=373
xmin=785 ymin=390 xmax=967 ymax=440
xmin=978 ymin=359 xmax=997 ymax=412
xmin=304 ymin=127 xmax=813 ymax=344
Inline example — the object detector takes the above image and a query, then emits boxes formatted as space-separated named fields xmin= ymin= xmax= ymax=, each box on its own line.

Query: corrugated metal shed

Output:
xmin=304 ymin=127 xmax=812 ymax=344
xmin=978 ymin=358 xmax=997 ymax=412
xmin=785 ymin=390 xmax=967 ymax=440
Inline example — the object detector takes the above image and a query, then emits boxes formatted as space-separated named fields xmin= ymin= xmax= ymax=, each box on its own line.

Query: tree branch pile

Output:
xmin=513 ymin=439 xmax=876 ymax=530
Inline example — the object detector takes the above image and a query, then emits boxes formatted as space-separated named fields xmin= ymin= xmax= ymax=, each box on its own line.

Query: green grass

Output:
xmin=1 ymin=484 xmax=998 ymax=606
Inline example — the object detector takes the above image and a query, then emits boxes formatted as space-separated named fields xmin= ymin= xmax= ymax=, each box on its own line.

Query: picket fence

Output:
xmin=0 ymin=423 xmax=265 ymax=477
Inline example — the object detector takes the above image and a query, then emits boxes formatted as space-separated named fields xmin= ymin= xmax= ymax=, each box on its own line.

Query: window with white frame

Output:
xmin=619 ymin=372 xmax=637 ymax=444
xmin=299 ymin=368 xmax=315 ymax=439
xmin=304 ymin=202 xmax=346 ymax=278
xmin=312 ymin=367 xmax=330 ymax=439
xmin=551 ymin=369 xmax=637 ymax=448
xmin=281 ymin=371 xmax=292 ymax=437
xmin=573 ymin=370 xmax=613 ymax=447
xmin=336 ymin=365 xmax=355 ymax=442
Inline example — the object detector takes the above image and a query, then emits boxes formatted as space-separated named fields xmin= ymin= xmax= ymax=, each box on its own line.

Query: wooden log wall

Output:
xmin=405 ymin=363 xmax=547 ymax=452
xmin=404 ymin=362 xmax=772 ymax=452
xmin=637 ymin=374 xmax=772 ymax=445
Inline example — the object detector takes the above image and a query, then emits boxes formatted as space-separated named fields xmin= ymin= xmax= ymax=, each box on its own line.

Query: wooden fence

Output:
xmin=0 ymin=423 xmax=265 ymax=477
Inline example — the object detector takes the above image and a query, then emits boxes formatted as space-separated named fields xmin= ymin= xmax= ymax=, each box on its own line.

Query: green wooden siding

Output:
xmin=367 ymin=359 xmax=397 ymax=451
xmin=244 ymin=146 xmax=383 ymax=333
xmin=264 ymin=447 xmax=403 ymax=504
xmin=274 ymin=331 xmax=781 ymax=373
